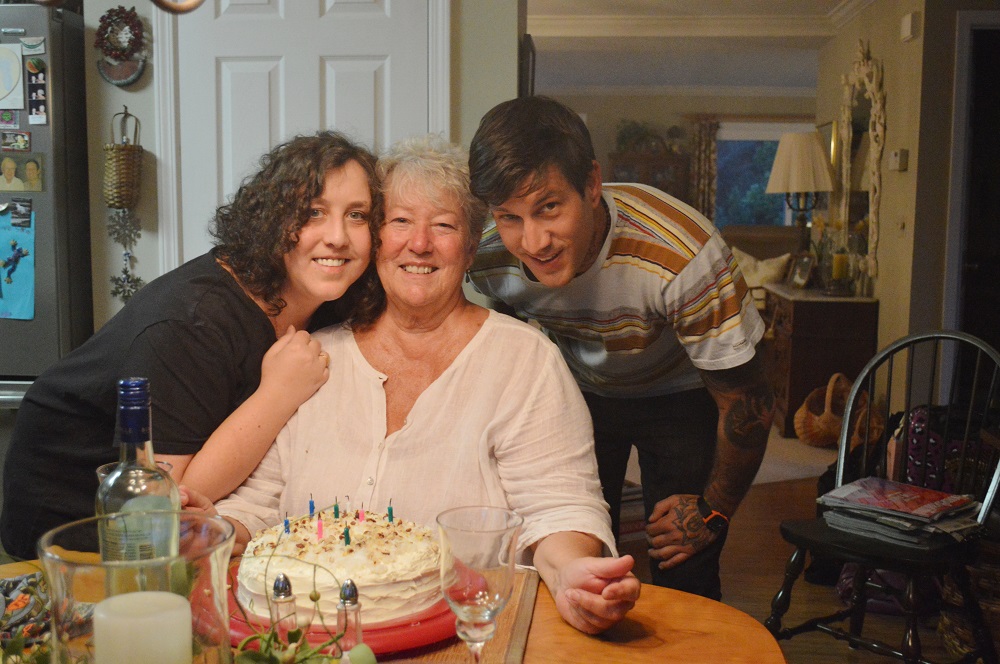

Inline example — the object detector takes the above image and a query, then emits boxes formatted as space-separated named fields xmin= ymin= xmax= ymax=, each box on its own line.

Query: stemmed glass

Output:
xmin=437 ymin=506 xmax=523 ymax=663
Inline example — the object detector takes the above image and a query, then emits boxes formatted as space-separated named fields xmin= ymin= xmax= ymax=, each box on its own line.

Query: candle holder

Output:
xmin=38 ymin=511 xmax=235 ymax=664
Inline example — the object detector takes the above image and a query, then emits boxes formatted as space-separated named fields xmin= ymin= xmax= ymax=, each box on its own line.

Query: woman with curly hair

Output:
xmin=0 ymin=131 xmax=379 ymax=560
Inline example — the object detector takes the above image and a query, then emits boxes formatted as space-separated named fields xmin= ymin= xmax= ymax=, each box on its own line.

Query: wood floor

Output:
xmin=620 ymin=477 xmax=959 ymax=664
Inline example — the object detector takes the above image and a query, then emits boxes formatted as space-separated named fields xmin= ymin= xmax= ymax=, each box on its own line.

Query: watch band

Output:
xmin=697 ymin=496 xmax=729 ymax=533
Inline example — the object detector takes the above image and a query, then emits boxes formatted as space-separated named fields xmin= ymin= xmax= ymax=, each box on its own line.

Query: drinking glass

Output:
xmin=436 ymin=506 xmax=523 ymax=663
xmin=38 ymin=511 xmax=235 ymax=664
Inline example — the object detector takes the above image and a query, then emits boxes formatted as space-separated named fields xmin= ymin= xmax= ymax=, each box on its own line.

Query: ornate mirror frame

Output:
xmin=838 ymin=41 xmax=886 ymax=281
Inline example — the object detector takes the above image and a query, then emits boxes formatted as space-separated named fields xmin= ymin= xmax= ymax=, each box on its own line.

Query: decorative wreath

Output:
xmin=94 ymin=6 xmax=144 ymax=63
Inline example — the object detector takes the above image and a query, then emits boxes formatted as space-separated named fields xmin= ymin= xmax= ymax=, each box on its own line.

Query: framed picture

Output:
xmin=787 ymin=253 xmax=815 ymax=288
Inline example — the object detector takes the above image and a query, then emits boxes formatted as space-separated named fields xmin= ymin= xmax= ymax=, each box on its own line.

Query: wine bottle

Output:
xmin=96 ymin=377 xmax=181 ymax=564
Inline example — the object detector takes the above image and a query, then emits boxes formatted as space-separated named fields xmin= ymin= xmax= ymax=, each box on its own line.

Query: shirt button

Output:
xmin=366 ymin=477 xmax=374 ymax=485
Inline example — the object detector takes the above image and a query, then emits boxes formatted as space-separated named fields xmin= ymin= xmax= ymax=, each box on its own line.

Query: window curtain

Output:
xmin=690 ymin=117 xmax=720 ymax=219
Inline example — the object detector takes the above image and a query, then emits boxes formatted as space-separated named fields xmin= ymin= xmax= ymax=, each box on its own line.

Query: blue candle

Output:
xmin=284 ymin=513 xmax=289 ymax=534
xmin=309 ymin=494 xmax=315 ymax=518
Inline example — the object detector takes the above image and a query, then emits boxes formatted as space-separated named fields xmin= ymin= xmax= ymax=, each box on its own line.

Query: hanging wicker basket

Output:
xmin=103 ymin=107 xmax=143 ymax=209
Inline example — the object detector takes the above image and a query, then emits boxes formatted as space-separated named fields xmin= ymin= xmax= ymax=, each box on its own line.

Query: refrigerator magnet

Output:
xmin=19 ymin=38 xmax=45 ymax=56
xmin=0 ymin=111 xmax=18 ymax=129
xmin=1 ymin=131 xmax=30 ymax=152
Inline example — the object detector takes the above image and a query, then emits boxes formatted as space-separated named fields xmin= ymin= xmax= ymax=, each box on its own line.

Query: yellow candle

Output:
xmin=94 ymin=591 xmax=192 ymax=664
xmin=832 ymin=253 xmax=849 ymax=280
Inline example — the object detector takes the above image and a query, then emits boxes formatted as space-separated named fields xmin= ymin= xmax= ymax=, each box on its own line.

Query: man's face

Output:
xmin=2 ymin=162 xmax=14 ymax=181
xmin=489 ymin=163 xmax=604 ymax=288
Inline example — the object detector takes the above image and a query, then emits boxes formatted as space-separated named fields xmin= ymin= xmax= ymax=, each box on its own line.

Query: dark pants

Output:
xmin=584 ymin=388 xmax=726 ymax=600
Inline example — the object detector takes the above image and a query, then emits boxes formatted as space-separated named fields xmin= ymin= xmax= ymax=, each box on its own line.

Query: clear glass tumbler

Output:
xmin=37 ymin=511 xmax=235 ymax=664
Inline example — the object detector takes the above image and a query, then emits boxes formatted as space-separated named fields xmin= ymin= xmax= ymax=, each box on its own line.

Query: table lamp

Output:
xmin=765 ymin=131 xmax=834 ymax=253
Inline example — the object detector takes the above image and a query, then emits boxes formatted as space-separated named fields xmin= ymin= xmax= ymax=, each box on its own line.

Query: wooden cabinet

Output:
xmin=609 ymin=149 xmax=690 ymax=203
xmin=763 ymin=283 xmax=879 ymax=438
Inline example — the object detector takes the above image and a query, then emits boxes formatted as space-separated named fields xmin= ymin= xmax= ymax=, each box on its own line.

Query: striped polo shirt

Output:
xmin=468 ymin=183 xmax=764 ymax=398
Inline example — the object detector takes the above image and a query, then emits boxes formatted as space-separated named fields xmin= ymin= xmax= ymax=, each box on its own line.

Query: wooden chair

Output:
xmin=764 ymin=330 xmax=1000 ymax=664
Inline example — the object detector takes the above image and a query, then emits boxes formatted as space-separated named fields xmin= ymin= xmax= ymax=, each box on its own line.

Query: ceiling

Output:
xmin=527 ymin=0 xmax=876 ymax=96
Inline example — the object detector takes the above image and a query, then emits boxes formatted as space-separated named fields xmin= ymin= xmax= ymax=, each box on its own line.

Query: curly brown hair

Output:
xmin=210 ymin=131 xmax=381 ymax=316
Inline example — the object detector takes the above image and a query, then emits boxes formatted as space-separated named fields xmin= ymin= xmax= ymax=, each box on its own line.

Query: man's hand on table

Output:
xmin=553 ymin=555 xmax=641 ymax=635
xmin=646 ymin=494 xmax=716 ymax=570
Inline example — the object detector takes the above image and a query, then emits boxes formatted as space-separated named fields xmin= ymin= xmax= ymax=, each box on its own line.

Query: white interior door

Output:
xmin=164 ymin=0 xmax=446 ymax=265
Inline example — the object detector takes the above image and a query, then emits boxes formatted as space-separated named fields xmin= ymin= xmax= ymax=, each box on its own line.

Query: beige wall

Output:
xmin=816 ymin=0 xmax=999 ymax=350
xmin=82 ymin=0 xmax=520 ymax=328
xmin=550 ymin=93 xmax=816 ymax=179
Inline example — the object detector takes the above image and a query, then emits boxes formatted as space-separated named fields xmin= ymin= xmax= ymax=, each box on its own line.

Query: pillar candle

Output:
xmin=94 ymin=591 xmax=192 ymax=664
xmin=832 ymin=253 xmax=849 ymax=280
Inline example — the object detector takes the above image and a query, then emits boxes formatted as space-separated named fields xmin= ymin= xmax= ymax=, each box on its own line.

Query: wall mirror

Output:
xmin=837 ymin=41 xmax=886 ymax=285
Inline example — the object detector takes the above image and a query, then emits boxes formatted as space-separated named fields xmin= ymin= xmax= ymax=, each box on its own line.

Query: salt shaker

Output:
xmin=270 ymin=572 xmax=297 ymax=630
xmin=337 ymin=578 xmax=363 ymax=651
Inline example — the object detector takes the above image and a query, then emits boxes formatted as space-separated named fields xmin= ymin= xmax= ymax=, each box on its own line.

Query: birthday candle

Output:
xmin=309 ymin=494 xmax=315 ymax=518
xmin=343 ymin=527 xmax=350 ymax=546
xmin=388 ymin=500 xmax=394 ymax=523
xmin=334 ymin=499 xmax=339 ymax=519
xmin=317 ymin=518 xmax=324 ymax=541
xmin=284 ymin=513 xmax=290 ymax=534
xmin=359 ymin=504 xmax=365 ymax=522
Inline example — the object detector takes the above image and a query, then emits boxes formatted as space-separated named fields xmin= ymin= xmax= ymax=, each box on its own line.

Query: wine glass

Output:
xmin=437 ymin=506 xmax=523 ymax=663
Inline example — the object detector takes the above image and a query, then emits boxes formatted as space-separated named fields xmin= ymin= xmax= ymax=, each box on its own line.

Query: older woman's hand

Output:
xmin=552 ymin=555 xmax=641 ymax=634
xmin=178 ymin=485 xmax=217 ymax=516
xmin=533 ymin=531 xmax=640 ymax=634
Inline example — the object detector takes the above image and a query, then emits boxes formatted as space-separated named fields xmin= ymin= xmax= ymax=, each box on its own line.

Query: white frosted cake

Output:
xmin=237 ymin=510 xmax=441 ymax=625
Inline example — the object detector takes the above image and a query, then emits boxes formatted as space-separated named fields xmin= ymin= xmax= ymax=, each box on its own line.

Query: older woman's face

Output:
xmin=377 ymin=184 xmax=473 ymax=313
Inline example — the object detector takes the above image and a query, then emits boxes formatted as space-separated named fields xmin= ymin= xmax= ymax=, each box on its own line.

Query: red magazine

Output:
xmin=818 ymin=477 xmax=975 ymax=522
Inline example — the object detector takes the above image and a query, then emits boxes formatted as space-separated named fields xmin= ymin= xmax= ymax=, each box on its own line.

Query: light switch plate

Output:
xmin=889 ymin=149 xmax=909 ymax=172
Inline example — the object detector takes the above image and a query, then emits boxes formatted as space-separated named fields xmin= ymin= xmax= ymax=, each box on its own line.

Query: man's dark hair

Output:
xmin=210 ymin=131 xmax=381 ymax=316
xmin=469 ymin=96 xmax=596 ymax=207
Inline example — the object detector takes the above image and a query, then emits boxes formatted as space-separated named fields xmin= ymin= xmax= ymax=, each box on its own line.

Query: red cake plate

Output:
xmin=228 ymin=591 xmax=456 ymax=655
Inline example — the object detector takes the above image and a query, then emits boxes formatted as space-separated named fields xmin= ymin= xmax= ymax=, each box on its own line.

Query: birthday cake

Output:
xmin=237 ymin=509 xmax=441 ymax=625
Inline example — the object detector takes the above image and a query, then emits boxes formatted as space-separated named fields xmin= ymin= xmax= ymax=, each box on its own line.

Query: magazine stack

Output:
xmin=818 ymin=477 xmax=982 ymax=546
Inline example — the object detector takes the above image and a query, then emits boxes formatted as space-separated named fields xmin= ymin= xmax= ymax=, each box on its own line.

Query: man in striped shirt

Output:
xmin=467 ymin=96 xmax=774 ymax=599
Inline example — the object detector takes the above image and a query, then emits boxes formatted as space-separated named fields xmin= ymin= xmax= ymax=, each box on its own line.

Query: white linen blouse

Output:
xmin=215 ymin=309 xmax=616 ymax=560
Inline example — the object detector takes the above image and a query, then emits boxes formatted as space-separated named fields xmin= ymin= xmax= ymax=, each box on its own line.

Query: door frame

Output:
xmin=943 ymin=10 xmax=1000 ymax=331
xmin=151 ymin=1 xmax=451 ymax=273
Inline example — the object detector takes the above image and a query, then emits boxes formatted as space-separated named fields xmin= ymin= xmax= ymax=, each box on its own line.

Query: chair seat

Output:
xmin=780 ymin=518 xmax=976 ymax=574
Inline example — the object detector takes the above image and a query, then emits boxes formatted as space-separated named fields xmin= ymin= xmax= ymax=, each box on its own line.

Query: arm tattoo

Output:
xmin=699 ymin=349 xmax=775 ymax=516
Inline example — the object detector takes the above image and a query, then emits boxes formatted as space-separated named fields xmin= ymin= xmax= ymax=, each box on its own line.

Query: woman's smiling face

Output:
xmin=376 ymin=184 xmax=472 ymax=315
xmin=280 ymin=159 xmax=373 ymax=312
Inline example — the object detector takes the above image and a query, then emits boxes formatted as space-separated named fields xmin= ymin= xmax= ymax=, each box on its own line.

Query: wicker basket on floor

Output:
xmin=938 ymin=539 xmax=1000 ymax=657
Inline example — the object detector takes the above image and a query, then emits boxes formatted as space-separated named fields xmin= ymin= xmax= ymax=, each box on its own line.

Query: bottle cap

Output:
xmin=273 ymin=573 xmax=293 ymax=599
xmin=340 ymin=579 xmax=358 ymax=606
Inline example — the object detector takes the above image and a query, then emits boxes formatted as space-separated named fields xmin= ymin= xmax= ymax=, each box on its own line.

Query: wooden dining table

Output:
xmin=1 ymin=560 xmax=785 ymax=663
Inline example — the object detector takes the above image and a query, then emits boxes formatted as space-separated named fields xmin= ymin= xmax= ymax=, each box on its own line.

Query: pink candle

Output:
xmin=317 ymin=518 xmax=324 ymax=541
xmin=359 ymin=504 xmax=365 ymax=522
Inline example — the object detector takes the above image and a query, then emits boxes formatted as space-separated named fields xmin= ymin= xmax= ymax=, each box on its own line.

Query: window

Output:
xmin=714 ymin=121 xmax=814 ymax=228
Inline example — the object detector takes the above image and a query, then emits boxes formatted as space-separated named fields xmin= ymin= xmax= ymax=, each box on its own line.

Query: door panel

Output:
xmin=175 ymin=0 xmax=431 ymax=262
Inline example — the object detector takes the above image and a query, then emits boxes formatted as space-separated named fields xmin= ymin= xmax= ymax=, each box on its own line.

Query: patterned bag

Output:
xmin=893 ymin=405 xmax=982 ymax=491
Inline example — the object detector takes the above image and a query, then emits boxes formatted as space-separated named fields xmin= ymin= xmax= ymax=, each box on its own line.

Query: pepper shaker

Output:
xmin=337 ymin=578 xmax=363 ymax=651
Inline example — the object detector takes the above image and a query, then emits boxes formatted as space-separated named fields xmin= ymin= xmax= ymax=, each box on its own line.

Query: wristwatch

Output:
xmin=697 ymin=496 xmax=729 ymax=534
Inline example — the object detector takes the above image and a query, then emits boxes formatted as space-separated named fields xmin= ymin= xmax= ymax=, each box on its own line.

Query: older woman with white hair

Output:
xmin=189 ymin=135 xmax=640 ymax=634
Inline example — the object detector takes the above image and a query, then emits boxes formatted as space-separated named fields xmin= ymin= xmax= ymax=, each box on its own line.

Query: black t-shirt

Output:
xmin=1 ymin=253 xmax=275 ymax=559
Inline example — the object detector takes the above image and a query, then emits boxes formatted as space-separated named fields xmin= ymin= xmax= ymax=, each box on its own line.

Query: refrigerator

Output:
xmin=0 ymin=5 xmax=91 ymax=407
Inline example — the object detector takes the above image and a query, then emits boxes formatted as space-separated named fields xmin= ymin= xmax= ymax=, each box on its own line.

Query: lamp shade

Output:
xmin=765 ymin=131 xmax=834 ymax=194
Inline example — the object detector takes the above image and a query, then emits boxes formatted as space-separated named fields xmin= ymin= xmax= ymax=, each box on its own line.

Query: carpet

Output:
xmin=753 ymin=425 xmax=838 ymax=484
